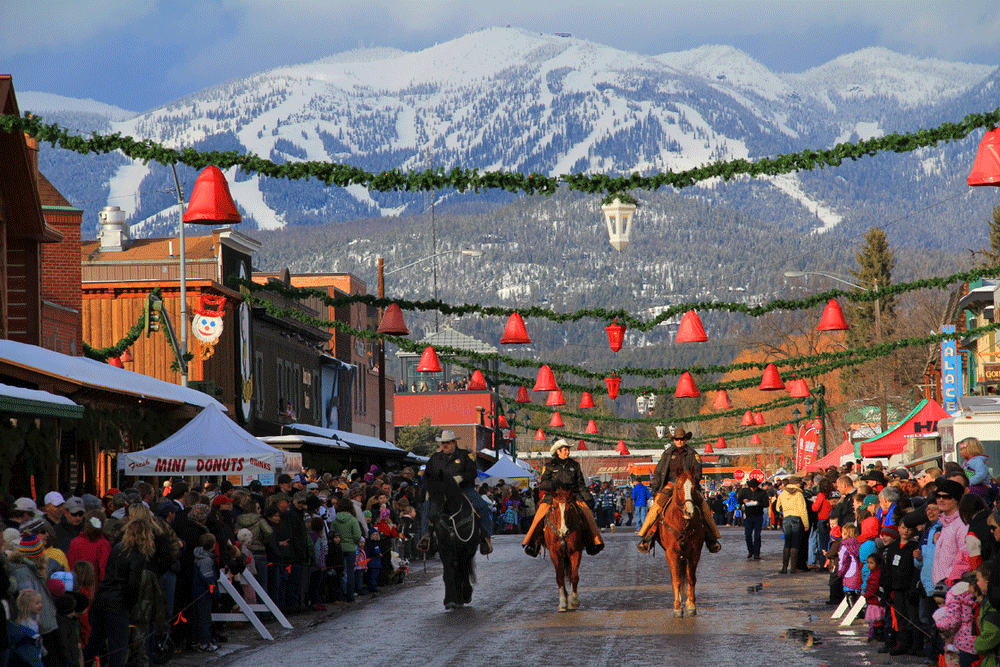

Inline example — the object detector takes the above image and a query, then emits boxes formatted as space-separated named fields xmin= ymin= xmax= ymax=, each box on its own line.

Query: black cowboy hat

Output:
xmin=671 ymin=426 xmax=693 ymax=441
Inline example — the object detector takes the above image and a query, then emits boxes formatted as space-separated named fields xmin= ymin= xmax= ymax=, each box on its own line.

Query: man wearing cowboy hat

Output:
xmin=417 ymin=430 xmax=494 ymax=555
xmin=636 ymin=425 xmax=722 ymax=553
xmin=520 ymin=439 xmax=604 ymax=557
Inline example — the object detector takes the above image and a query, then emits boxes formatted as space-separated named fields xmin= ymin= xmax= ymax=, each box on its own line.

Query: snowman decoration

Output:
xmin=192 ymin=294 xmax=227 ymax=360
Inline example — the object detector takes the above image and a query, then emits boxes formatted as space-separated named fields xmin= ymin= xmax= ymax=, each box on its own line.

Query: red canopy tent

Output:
xmin=804 ymin=438 xmax=854 ymax=472
xmin=858 ymin=399 xmax=951 ymax=458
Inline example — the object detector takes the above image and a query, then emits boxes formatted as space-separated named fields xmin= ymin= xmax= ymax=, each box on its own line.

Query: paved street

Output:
xmin=185 ymin=526 xmax=930 ymax=667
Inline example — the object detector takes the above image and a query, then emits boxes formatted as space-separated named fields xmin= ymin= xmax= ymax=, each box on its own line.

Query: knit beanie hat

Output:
xmin=880 ymin=526 xmax=900 ymax=540
xmin=188 ymin=503 xmax=210 ymax=524
xmin=46 ymin=577 xmax=66 ymax=598
xmin=862 ymin=494 xmax=879 ymax=508
xmin=19 ymin=534 xmax=44 ymax=558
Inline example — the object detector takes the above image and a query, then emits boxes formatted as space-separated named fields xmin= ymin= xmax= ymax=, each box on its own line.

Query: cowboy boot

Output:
xmin=780 ymin=547 xmax=790 ymax=574
xmin=521 ymin=503 xmax=549 ymax=557
xmin=788 ymin=548 xmax=800 ymax=573
xmin=578 ymin=500 xmax=604 ymax=555
xmin=637 ymin=490 xmax=670 ymax=553
xmin=698 ymin=494 xmax=722 ymax=553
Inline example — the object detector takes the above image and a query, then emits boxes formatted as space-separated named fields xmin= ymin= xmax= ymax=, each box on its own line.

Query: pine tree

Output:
xmin=972 ymin=205 xmax=1000 ymax=269
xmin=848 ymin=226 xmax=896 ymax=343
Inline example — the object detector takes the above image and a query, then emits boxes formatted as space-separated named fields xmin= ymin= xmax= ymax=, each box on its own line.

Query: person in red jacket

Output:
xmin=66 ymin=512 xmax=111 ymax=584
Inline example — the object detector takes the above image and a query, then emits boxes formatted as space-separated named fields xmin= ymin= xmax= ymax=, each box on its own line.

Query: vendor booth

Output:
xmin=484 ymin=454 xmax=535 ymax=487
xmin=858 ymin=399 xmax=951 ymax=459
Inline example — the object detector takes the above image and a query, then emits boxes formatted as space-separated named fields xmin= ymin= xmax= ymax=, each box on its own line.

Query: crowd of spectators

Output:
xmin=730 ymin=437 xmax=1000 ymax=665
xmin=1 ymin=464 xmax=426 ymax=667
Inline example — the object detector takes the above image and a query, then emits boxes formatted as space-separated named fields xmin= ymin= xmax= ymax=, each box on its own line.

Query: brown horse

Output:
xmin=542 ymin=488 xmax=585 ymax=612
xmin=657 ymin=470 xmax=706 ymax=617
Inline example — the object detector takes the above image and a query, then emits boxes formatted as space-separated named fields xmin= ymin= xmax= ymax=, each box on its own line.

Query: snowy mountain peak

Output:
xmin=18 ymin=91 xmax=136 ymax=121
xmin=655 ymin=44 xmax=795 ymax=102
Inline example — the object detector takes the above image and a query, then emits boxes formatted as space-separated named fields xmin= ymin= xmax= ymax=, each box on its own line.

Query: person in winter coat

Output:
xmin=959 ymin=437 xmax=994 ymax=500
xmin=191 ymin=533 xmax=219 ymax=653
xmin=975 ymin=563 xmax=1000 ymax=667
xmin=66 ymin=512 xmax=111 ymax=584
xmin=8 ymin=589 xmax=44 ymax=667
xmin=331 ymin=498 xmax=362 ymax=603
xmin=775 ymin=477 xmax=809 ymax=574
xmin=837 ymin=523 xmax=862 ymax=601
xmin=932 ymin=478 xmax=971 ymax=587
xmin=632 ymin=480 xmax=651 ymax=529
xmin=934 ymin=577 xmax=977 ymax=665
xmin=234 ymin=498 xmax=271 ymax=598
xmin=521 ymin=440 xmax=604 ymax=556
xmin=8 ymin=535 xmax=58 ymax=663
xmin=864 ymin=552 xmax=885 ymax=642
xmin=880 ymin=523 xmax=921 ymax=656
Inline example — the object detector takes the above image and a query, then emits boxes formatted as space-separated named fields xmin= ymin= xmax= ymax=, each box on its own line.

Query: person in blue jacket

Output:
xmin=632 ymin=479 xmax=651 ymax=532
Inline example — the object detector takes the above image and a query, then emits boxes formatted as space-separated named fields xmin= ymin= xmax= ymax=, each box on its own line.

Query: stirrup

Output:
xmin=523 ymin=542 xmax=540 ymax=557
xmin=417 ymin=535 xmax=431 ymax=552
xmin=480 ymin=536 xmax=493 ymax=555
xmin=707 ymin=539 xmax=721 ymax=553
xmin=637 ymin=535 xmax=654 ymax=554
xmin=586 ymin=540 xmax=604 ymax=556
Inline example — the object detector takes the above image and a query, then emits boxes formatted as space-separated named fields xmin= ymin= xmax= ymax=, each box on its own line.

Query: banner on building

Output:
xmin=941 ymin=325 xmax=961 ymax=413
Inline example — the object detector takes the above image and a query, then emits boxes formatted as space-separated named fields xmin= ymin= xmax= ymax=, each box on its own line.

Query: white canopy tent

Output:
xmin=484 ymin=454 xmax=536 ymax=485
xmin=119 ymin=403 xmax=288 ymax=477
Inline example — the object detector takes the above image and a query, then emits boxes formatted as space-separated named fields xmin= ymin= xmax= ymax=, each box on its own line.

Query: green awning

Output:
xmin=0 ymin=387 xmax=83 ymax=419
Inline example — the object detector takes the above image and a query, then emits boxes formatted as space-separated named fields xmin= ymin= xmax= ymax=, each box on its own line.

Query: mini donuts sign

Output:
xmin=121 ymin=454 xmax=275 ymax=476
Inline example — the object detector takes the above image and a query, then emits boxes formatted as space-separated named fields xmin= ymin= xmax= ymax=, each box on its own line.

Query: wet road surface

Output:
xmin=208 ymin=526 xmax=930 ymax=667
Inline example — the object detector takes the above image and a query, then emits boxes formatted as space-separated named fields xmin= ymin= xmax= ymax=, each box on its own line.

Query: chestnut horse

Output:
xmin=542 ymin=488 xmax=585 ymax=612
xmin=657 ymin=470 xmax=706 ymax=617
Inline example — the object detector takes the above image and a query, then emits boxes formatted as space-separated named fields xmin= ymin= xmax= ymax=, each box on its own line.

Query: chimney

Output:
xmin=97 ymin=206 xmax=129 ymax=252
xmin=23 ymin=133 xmax=39 ymax=179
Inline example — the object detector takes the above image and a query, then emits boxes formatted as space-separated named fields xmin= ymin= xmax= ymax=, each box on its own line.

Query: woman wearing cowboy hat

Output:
xmin=521 ymin=439 xmax=604 ymax=557
xmin=636 ymin=425 xmax=722 ymax=554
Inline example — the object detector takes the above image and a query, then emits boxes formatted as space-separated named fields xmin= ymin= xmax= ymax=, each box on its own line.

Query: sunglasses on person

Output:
xmin=935 ymin=493 xmax=953 ymax=501
xmin=672 ymin=437 xmax=686 ymax=442
xmin=69 ymin=511 xmax=85 ymax=517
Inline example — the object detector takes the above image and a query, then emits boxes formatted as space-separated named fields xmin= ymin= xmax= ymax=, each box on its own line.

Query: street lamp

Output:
xmin=376 ymin=249 xmax=483 ymax=442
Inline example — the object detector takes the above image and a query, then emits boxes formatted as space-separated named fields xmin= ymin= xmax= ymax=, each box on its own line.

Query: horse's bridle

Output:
xmin=436 ymin=492 xmax=477 ymax=544
xmin=544 ymin=495 xmax=580 ymax=551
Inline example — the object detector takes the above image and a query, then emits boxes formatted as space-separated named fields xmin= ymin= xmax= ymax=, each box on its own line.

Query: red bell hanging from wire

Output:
xmin=515 ymin=386 xmax=530 ymax=403
xmin=182 ymin=166 xmax=242 ymax=225
xmin=377 ymin=303 xmax=409 ymax=336
xmin=119 ymin=348 xmax=134 ymax=363
xmin=585 ymin=420 xmax=598 ymax=434
xmin=968 ymin=127 xmax=1000 ymax=186
xmin=675 ymin=310 xmax=708 ymax=343
xmin=675 ymin=372 xmax=700 ymax=398
xmin=741 ymin=410 xmax=754 ymax=427
xmin=534 ymin=428 xmax=546 ymax=441
xmin=712 ymin=390 xmax=732 ymax=410
xmin=605 ymin=319 xmax=626 ymax=352
xmin=784 ymin=422 xmax=796 ymax=435
xmin=788 ymin=378 xmax=811 ymax=398
xmin=605 ymin=375 xmax=621 ymax=400
xmin=416 ymin=346 xmax=442 ymax=372
xmin=108 ymin=355 xmax=124 ymax=368
xmin=546 ymin=390 xmax=566 ymax=406
xmin=498 ymin=415 xmax=509 ymax=428
xmin=549 ymin=412 xmax=564 ymax=427
xmin=750 ymin=433 xmax=762 ymax=446
xmin=817 ymin=299 xmax=849 ymax=331
xmin=759 ymin=364 xmax=785 ymax=391
xmin=715 ymin=436 xmax=727 ymax=449
xmin=467 ymin=370 xmax=487 ymax=390
xmin=577 ymin=440 xmax=588 ymax=451
xmin=615 ymin=440 xmax=630 ymax=455
xmin=753 ymin=412 xmax=765 ymax=426
xmin=578 ymin=392 xmax=596 ymax=409
xmin=500 ymin=312 xmax=532 ymax=344
xmin=703 ymin=441 xmax=714 ymax=454
xmin=533 ymin=365 xmax=558 ymax=392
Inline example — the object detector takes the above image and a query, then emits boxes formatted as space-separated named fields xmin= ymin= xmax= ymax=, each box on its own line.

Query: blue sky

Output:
xmin=4 ymin=0 xmax=1000 ymax=113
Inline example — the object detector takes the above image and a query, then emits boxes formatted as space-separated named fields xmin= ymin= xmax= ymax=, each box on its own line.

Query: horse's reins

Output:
xmin=441 ymin=491 xmax=477 ymax=544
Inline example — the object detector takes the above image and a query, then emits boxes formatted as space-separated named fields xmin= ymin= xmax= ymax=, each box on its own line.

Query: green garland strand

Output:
xmin=2 ymin=107 xmax=997 ymax=196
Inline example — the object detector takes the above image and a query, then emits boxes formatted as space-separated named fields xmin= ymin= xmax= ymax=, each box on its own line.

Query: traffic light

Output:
xmin=144 ymin=294 xmax=162 ymax=336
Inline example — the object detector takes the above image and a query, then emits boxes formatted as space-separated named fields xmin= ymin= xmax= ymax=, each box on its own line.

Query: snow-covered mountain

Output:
xmin=23 ymin=27 xmax=1000 ymax=248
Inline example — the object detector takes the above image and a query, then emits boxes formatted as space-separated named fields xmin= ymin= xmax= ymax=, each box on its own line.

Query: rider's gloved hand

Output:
xmin=453 ymin=475 xmax=464 ymax=485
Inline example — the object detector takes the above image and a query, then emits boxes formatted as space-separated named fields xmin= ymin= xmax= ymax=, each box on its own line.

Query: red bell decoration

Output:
xmin=182 ymin=166 xmax=242 ymax=225
xmin=703 ymin=441 xmax=714 ymax=454
xmin=715 ymin=437 xmax=727 ymax=449
xmin=753 ymin=412 xmax=765 ymax=425
xmin=784 ymin=423 xmax=796 ymax=435
xmin=119 ymin=348 xmax=134 ymax=363
xmin=577 ymin=440 xmax=588 ymax=451
xmin=675 ymin=372 xmax=700 ymax=398
xmin=498 ymin=415 xmax=509 ymax=428
xmin=759 ymin=363 xmax=785 ymax=391
xmin=817 ymin=299 xmax=849 ymax=331
xmin=615 ymin=440 xmax=630 ymax=455
xmin=750 ymin=434 xmax=762 ymax=446
xmin=788 ymin=378 xmax=811 ymax=398
xmin=533 ymin=365 xmax=558 ymax=392
xmin=500 ymin=312 xmax=532 ymax=344
xmin=585 ymin=420 xmax=598 ymax=434
xmin=546 ymin=390 xmax=566 ymax=406
xmin=579 ymin=392 xmax=596 ymax=409
xmin=711 ymin=390 xmax=732 ymax=410
xmin=377 ymin=303 xmax=409 ymax=336
xmin=515 ymin=386 xmax=530 ymax=403
xmin=467 ymin=370 xmax=488 ymax=390
xmin=549 ymin=412 xmax=564 ymax=427
xmin=968 ymin=128 xmax=1000 ymax=186
xmin=108 ymin=355 xmax=124 ymax=368
xmin=675 ymin=310 xmax=708 ymax=343
xmin=741 ymin=410 xmax=754 ymax=427
xmin=534 ymin=428 xmax=546 ymax=441
xmin=605 ymin=375 xmax=621 ymax=400
xmin=416 ymin=346 xmax=442 ymax=372
xmin=605 ymin=319 xmax=626 ymax=352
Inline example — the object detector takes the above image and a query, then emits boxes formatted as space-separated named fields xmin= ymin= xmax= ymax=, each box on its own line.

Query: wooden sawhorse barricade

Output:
xmin=211 ymin=570 xmax=292 ymax=641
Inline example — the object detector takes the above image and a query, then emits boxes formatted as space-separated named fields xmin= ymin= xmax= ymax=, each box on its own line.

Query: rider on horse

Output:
xmin=417 ymin=430 xmax=494 ymax=555
xmin=636 ymin=426 xmax=722 ymax=554
xmin=521 ymin=439 xmax=604 ymax=557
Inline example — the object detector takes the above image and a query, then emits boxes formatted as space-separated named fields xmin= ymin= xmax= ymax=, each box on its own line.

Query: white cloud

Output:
xmin=0 ymin=0 xmax=155 ymax=56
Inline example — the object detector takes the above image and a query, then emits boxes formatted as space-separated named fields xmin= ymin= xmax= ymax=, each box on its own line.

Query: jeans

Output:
xmin=192 ymin=595 xmax=212 ymax=646
xmin=159 ymin=571 xmax=177 ymax=621
xmin=782 ymin=515 xmax=804 ymax=546
xmin=744 ymin=514 xmax=764 ymax=557
xmin=252 ymin=555 xmax=268 ymax=600
xmin=808 ymin=520 xmax=830 ymax=567
xmin=635 ymin=503 xmax=647 ymax=528
xmin=342 ymin=552 xmax=355 ymax=602
xmin=285 ymin=564 xmax=303 ymax=610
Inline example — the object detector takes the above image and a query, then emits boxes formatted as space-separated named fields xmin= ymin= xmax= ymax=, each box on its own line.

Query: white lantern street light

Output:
xmin=601 ymin=195 xmax=638 ymax=252
xmin=636 ymin=395 xmax=648 ymax=414
xmin=655 ymin=424 xmax=666 ymax=439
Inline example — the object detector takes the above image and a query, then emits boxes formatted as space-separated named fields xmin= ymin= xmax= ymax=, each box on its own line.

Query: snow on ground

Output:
xmin=766 ymin=174 xmax=843 ymax=234
xmin=106 ymin=161 xmax=150 ymax=222
xmin=226 ymin=172 xmax=285 ymax=230
xmin=18 ymin=91 xmax=136 ymax=121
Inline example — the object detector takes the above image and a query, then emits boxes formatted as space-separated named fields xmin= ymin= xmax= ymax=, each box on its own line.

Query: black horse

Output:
xmin=425 ymin=468 xmax=482 ymax=610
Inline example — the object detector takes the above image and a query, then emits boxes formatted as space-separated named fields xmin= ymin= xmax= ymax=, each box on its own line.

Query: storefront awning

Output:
xmin=0 ymin=383 xmax=83 ymax=419
xmin=859 ymin=399 xmax=951 ymax=458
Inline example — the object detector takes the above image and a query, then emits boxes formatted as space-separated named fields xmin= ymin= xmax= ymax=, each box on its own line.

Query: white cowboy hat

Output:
xmin=435 ymin=430 xmax=460 ymax=443
xmin=550 ymin=439 xmax=571 ymax=455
